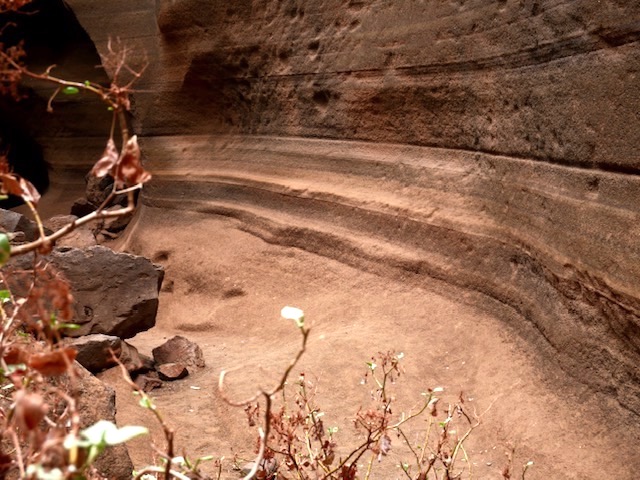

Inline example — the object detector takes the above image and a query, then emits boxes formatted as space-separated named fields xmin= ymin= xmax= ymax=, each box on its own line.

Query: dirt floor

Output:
xmin=89 ymin=205 xmax=640 ymax=480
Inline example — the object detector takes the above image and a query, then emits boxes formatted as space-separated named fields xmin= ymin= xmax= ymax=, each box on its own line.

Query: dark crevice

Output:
xmin=0 ymin=0 xmax=110 ymax=205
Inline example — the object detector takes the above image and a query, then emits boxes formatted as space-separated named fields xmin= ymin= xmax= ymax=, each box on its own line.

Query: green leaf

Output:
xmin=0 ymin=234 xmax=10 ymax=266
xmin=0 ymin=195 xmax=7 ymax=201
xmin=0 ymin=289 xmax=10 ymax=304
xmin=84 ymin=80 xmax=91 ymax=86
xmin=193 ymin=455 xmax=215 ymax=469
xmin=80 ymin=420 xmax=116 ymax=446
xmin=57 ymin=322 xmax=81 ymax=331
xmin=76 ymin=421 xmax=148 ymax=462
xmin=62 ymin=86 xmax=80 ymax=95
xmin=138 ymin=396 xmax=154 ymax=409
xmin=104 ymin=425 xmax=148 ymax=445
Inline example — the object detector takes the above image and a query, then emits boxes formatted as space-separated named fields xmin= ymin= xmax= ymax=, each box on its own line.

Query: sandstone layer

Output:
xmin=53 ymin=0 xmax=640 ymax=417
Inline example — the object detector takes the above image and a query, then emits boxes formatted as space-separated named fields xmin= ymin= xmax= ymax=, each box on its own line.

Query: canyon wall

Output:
xmin=64 ymin=1 xmax=640 ymax=413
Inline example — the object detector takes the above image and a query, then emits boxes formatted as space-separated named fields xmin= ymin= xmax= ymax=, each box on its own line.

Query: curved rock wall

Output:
xmin=66 ymin=1 xmax=640 ymax=413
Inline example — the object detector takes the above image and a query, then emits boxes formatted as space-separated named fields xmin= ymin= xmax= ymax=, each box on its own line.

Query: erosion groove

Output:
xmin=142 ymin=135 xmax=640 ymax=414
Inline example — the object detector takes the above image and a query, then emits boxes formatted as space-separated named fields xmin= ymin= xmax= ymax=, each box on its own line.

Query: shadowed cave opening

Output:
xmin=0 ymin=120 xmax=47 ymax=208
xmin=0 ymin=0 xmax=109 ymax=207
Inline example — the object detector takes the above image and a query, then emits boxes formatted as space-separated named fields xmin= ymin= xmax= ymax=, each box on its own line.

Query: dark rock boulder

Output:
xmin=70 ymin=198 xmax=97 ymax=218
xmin=68 ymin=334 xmax=121 ymax=373
xmin=49 ymin=246 xmax=164 ymax=338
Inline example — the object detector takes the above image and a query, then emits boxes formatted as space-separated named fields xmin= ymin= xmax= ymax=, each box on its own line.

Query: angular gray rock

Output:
xmin=49 ymin=246 xmax=164 ymax=338
xmin=152 ymin=336 xmax=205 ymax=372
xmin=67 ymin=334 xmax=152 ymax=374
xmin=68 ymin=334 xmax=121 ymax=373
xmin=0 ymin=208 xmax=44 ymax=242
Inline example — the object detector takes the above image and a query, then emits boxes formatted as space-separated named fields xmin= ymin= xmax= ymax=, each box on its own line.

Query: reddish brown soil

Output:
xmin=87 ymin=206 xmax=639 ymax=480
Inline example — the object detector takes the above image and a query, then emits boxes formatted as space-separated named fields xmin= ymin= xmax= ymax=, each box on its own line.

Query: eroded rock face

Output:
xmin=63 ymin=1 xmax=640 ymax=413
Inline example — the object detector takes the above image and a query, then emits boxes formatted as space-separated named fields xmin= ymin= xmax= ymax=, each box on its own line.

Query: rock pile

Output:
xmin=2 ymin=206 xmax=207 ymax=385
xmin=0 ymin=207 xmax=207 ymax=476
xmin=70 ymin=333 xmax=206 ymax=390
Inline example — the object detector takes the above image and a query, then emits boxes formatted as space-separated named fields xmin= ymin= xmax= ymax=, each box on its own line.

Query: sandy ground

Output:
xmin=80 ymin=205 xmax=638 ymax=480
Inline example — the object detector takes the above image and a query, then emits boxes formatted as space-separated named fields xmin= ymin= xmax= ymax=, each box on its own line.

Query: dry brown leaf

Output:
xmin=3 ymin=345 xmax=28 ymax=365
xmin=18 ymin=177 xmax=40 ymax=205
xmin=0 ymin=173 xmax=40 ymax=205
xmin=0 ymin=155 xmax=9 ymax=175
xmin=116 ymin=135 xmax=151 ymax=186
xmin=0 ymin=173 xmax=23 ymax=197
xmin=91 ymin=138 xmax=119 ymax=178
xmin=13 ymin=391 xmax=48 ymax=431
xmin=27 ymin=347 xmax=77 ymax=376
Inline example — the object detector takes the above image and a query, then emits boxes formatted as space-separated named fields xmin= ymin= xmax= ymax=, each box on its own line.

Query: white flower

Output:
xmin=281 ymin=306 xmax=305 ymax=327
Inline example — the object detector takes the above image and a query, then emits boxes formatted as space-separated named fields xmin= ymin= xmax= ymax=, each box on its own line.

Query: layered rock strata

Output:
xmin=63 ymin=1 xmax=640 ymax=413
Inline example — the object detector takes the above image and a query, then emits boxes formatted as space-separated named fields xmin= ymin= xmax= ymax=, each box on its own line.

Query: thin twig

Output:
xmin=219 ymin=325 xmax=310 ymax=479
xmin=132 ymin=466 xmax=191 ymax=480
xmin=11 ymin=191 xmax=135 ymax=256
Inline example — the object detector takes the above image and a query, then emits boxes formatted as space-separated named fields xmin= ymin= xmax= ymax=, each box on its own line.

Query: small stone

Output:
xmin=152 ymin=336 xmax=205 ymax=371
xmin=70 ymin=198 xmax=97 ymax=217
xmin=156 ymin=362 xmax=189 ymax=381
xmin=0 ymin=208 xmax=45 ymax=241
xmin=120 ymin=341 xmax=154 ymax=374
xmin=67 ymin=334 xmax=122 ymax=373
xmin=134 ymin=372 xmax=163 ymax=392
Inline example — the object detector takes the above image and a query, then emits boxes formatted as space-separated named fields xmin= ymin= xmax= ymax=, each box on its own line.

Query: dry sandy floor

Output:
xmin=90 ymin=205 xmax=640 ymax=480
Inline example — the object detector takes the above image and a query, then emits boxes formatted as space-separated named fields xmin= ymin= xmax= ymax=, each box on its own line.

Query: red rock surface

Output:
xmin=26 ymin=1 xmax=640 ymax=478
